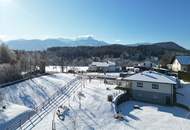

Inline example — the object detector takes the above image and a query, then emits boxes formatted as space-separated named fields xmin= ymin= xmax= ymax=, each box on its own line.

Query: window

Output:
xmin=137 ymin=82 xmax=143 ymax=87
xmin=152 ymin=84 xmax=159 ymax=89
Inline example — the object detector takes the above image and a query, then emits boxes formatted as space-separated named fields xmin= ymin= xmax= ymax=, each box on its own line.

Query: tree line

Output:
xmin=47 ymin=44 xmax=190 ymax=67
xmin=0 ymin=43 xmax=47 ymax=84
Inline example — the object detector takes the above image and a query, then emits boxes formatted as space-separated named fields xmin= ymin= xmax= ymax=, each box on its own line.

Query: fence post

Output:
xmin=20 ymin=119 xmax=22 ymax=130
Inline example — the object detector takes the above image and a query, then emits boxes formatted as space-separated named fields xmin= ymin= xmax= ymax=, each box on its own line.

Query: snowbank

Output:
xmin=0 ymin=73 xmax=75 ymax=108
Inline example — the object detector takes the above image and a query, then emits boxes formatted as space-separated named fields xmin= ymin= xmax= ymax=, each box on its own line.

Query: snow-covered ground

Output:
xmin=1 ymin=74 xmax=190 ymax=130
xmin=0 ymin=102 xmax=34 ymax=130
xmin=32 ymin=79 xmax=121 ymax=130
xmin=118 ymin=101 xmax=190 ymax=130
xmin=0 ymin=73 xmax=75 ymax=108
xmin=177 ymin=81 xmax=190 ymax=107
xmin=33 ymin=79 xmax=190 ymax=130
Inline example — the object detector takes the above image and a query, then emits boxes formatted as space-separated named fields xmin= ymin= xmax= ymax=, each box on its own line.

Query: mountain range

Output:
xmin=2 ymin=36 xmax=187 ymax=51
xmin=4 ymin=36 xmax=108 ymax=51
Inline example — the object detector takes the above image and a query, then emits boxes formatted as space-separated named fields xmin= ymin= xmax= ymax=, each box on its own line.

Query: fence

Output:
xmin=4 ymin=76 xmax=81 ymax=130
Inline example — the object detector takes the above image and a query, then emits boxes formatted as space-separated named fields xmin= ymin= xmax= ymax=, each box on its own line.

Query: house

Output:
xmin=117 ymin=71 xmax=177 ymax=105
xmin=171 ymin=56 xmax=190 ymax=72
xmin=138 ymin=61 xmax=157 ymax=69
xmin=88 ymin=61 xmax=120 ymax=72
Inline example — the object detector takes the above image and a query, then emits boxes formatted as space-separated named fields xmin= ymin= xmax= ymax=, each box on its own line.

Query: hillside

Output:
xmin=47 ymin=42 xmax=190 ymax=66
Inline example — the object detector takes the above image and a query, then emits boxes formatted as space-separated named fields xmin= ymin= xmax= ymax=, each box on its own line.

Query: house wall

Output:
xmin=132 ymin=81 xmax=173 ymax=94
xmin=131 ymin=81 xmax=174 ymax=105
xmin=172 ymin=59 xmax=181 ymax=72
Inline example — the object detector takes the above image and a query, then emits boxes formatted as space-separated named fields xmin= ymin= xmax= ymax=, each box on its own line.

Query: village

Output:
xmin=1 ymin=55 xmax=190 ymax=130
xmin=1 ymin=0 xmax=190 ymax=130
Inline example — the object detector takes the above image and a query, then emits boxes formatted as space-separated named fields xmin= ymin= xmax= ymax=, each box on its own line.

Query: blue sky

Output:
xmin=0 ymin=0 xmax=190 ymax=48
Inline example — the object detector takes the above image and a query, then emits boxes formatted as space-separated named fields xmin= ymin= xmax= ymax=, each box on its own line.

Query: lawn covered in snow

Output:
xmin=51 ymin=79 xmax=190 ymax=130
xmin=0 ymin=73 xmax=76 ymax=108
xmin=118 ymin=101 xmax=190 ymax=130
xmin=32 ymin=79 xmax=121 ymax=130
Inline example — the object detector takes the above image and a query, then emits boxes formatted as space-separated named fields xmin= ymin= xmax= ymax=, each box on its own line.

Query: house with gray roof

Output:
xmin=171 ymin=56 xmax=190 ymax=72
xmin=117 ymin=71 xmax=177 ymax=105
xmin=88 ymin=61 xmax=120 ymax=72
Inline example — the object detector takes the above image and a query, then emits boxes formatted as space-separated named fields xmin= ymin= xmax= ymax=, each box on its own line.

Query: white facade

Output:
xmin=172 ymin=59 xmax=182 ymax=72
xmin=172 ymin=56 xmax=190 ymax=72
xmin=88 ymin=61 xmax=119 ymax=72
xmin=131 ymin=81 xmax=174 ymax=94
xmin=139 ymin=61 xmax=157 ymax=68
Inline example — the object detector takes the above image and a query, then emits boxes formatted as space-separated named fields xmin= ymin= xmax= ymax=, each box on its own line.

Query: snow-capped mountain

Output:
xmin=4 ymin=36 xmax=108 ymax=51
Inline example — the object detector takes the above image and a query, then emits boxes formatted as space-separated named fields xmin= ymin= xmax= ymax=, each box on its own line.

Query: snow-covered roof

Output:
xmin=176 ymin=56 xmax=190 ymax=65
xmin=90 ymin=61 xmax=116 ymax=67
xmin=124 ymin=71 xmax=176 ymax=84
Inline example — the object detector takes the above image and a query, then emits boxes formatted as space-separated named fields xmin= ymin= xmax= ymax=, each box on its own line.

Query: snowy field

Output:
xmin=32 ymin=79 xmax=121 ymax=130
xmin=33 ymin=78 xmax=190 ymax=130
xmin=0 ymin=73 xmax=75 ymax=109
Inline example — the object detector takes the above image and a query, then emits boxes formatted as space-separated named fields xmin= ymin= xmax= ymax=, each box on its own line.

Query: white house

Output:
xmin=171 ymin=56 xmax=190 ymax=72
xmin=88 ymin=61 xmax=119 ymax=72
xmin=138 ymin=61 xmax=157 ymax=69
xmin=117 ymin=71 xmax=177 ymax=105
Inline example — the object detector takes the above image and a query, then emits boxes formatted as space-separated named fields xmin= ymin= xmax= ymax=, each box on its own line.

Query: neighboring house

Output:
xmin=171 ymin=56 xmax=190 ymax=72
xmin=138 ymin=61 xmax=157 ymax=69
xmin=88 ymin=61 xmax=120 ymax=72
xmin=117 ymin=71 xmax=177 ymax=105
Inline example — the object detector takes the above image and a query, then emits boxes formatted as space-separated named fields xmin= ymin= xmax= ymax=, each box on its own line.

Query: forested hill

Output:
xmin=47 ymin=42 xmax=190 ymax=66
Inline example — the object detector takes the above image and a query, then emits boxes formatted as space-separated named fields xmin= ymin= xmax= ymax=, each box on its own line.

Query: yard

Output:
xmin=50 ymin=79 xmax=190 ymax=130
xmin=2 ymin=74 xmax=190 ymax=130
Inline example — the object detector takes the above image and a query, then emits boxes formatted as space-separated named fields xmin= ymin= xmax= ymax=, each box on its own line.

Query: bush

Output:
xmin=178 ymin=71 xmax=190 ymax=82
xmin=0 ymin=64 xmax=22 ymax=84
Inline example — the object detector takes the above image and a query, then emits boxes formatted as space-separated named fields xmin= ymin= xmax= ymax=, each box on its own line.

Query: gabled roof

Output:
xmin=176 ymin=56 xmax=190 ymax=65
xmin=124 ymin=71 xmax=176 ymax=84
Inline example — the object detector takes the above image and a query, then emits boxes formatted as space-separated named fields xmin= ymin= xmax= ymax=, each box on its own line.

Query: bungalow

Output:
xmin=171 ymin=56 xmax=190 ymax=72
xmin=138 ymin=61 xmax=157 ymax=69
xmin=117 ymin=71 xmax=177 ymax=105
xmin=88 ymin=61 xmax=120 ymax=72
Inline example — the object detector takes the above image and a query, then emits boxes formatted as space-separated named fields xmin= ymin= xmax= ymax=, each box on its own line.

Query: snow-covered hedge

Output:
xmin=112 ymin=93 xmax=128 ymax=114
